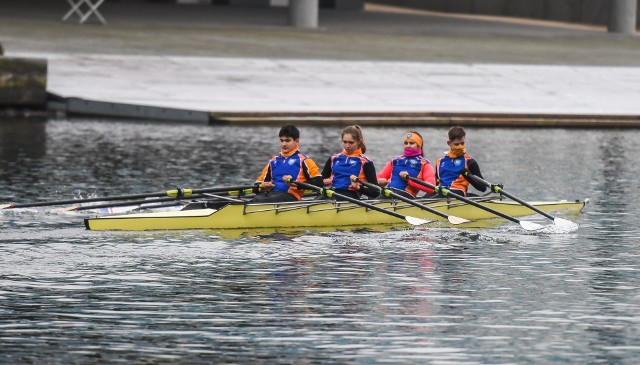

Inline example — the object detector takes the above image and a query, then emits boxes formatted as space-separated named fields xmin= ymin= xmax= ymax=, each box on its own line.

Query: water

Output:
xmin=1 ymin=119 xmax=639 ymax=364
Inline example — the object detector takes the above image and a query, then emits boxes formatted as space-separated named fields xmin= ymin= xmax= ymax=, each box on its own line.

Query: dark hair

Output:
xmin=342 ymin=125 xmax=366 ymax=153
xmin=448 ymin=126 xmax=466 ymax=141
xmin=279 ymin=125 xmax=300 ymax=140
xmin=407 ymin=130 xmax=425 ymax=157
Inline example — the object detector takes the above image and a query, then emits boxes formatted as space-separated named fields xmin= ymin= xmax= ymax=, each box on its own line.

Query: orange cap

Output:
xmin=404 ymin=132 xmax=423 ymax=148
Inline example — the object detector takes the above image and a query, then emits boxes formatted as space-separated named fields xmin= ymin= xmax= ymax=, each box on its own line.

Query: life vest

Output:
xmin=436 ymin=154 xmax=471 ymax=195
xmin=259 ymin=150 xmax=319 ymax=200
xmin=328 ymin=150 xmax=373 ymax=192
xmin=388 ymin=155 xmax=429 ymax=197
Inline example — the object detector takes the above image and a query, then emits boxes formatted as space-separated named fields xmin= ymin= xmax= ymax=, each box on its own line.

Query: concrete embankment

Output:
xmin=209 ymin=111 xmax=640 ymax=128
xmin=0 ymin=57 xmax=47 ymax=108
xmin=3 ymin=50 xmax=640 ymax=127
xmin=2 ymin=2 xmax=640 ymax=127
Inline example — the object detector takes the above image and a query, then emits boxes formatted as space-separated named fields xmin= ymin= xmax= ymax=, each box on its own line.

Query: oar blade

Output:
xmin=405 ymin=216 xmax=431 ymax=226
xmin=447 ymin=215 xmax=471 ymax=225
xmin=0 ymin=204 xmax=11 ymax=209
xmin=553 ymin=217 xmax=575 ymax=226
xmin=520 ymin=220 xmax=544 ymax=231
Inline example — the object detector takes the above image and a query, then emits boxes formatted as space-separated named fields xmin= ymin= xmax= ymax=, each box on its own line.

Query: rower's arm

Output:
xmin=466 ymin=159 xmax=487 ymax=192
xmin=408 ymin=162 xmax=435 ymax=193
xmin=254 ymin=162 xmax=273 ymax=193
xmin=302 ymin=158 xmax=324 ymax=188
xmin=321 ymin=157 xmax=333 ymax=178
xmin=375 ymin=159 xmax=393 ymax=187
xmin=359 ymin=161 xmax=380 ymax=198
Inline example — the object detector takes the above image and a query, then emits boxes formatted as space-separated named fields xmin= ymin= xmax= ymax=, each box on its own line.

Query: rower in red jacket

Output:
xmin=377 ymin=131 xmax=436 ymax=199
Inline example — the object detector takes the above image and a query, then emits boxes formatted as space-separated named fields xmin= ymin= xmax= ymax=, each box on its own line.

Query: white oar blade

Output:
xmin=550 ymin=217 xmax=579 ymax=233
xmin=447 ymin=215 xmax=470 ymax=225
xmin=553 ymin=217 xmax=575 ymax=226
xmin=0 ymin=204 xmax=11 ymax=209
xmin=405 ymin=216 xmax=431 ymax=226
xmin=520 ymin=220 xmax=544 ymax=231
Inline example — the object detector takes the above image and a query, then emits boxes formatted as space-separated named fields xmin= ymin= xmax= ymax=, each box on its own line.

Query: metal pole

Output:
xmin=289 ymin=0 xmax=319 ymax=29
xmin=608 ymin=0 xmax=637 ymax=34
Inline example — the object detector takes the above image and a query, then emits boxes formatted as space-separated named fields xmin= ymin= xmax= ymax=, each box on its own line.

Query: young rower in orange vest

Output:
xmin=252 ymin=125 xmax=323 ymax=203
xmin=435 ymin=126 xmax=487 ymax=197
xmin=377 ymin=131 xmax=436 ymax=199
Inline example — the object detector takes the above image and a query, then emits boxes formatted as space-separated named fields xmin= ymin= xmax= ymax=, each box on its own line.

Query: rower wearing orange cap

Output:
xmin=376 ymin=131 xmax=436 ymax=199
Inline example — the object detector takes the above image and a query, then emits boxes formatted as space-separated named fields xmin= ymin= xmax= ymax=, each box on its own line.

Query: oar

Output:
xmin=404 ymin=176 xmax=543 ymax=231
xmin=0 ymin=185 xmax=255 ymax=210
xmin=70 ymin=194 xmax=251 ymax=212
xmin=353 ymin=178 xmax=470 ymax=225
xmin=463 ymin=172 xmax=573 ymax=226
xmin=289 ymin=179 xmax=431 ymax=226
xmin=65 ymin=194 xmax=207 ymax=211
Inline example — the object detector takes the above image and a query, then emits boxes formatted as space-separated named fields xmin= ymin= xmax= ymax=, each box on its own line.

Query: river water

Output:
xmin=1 ymin=118 xmax=639 ymax=364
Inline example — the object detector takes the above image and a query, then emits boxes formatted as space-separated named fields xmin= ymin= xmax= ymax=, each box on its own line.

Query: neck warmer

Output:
xmin=404 ymin=148 xmax=422 ymax=157
xmin=447 ymin=146 xmax=466 ymax=158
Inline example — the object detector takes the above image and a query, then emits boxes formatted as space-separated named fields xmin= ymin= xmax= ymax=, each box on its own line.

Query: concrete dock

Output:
xmin=2 ymin=1 xmax=640 ymax=125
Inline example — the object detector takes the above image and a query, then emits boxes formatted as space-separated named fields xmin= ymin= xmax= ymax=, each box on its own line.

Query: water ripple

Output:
xmin=2 ymin=123 xmax=640 ymax=364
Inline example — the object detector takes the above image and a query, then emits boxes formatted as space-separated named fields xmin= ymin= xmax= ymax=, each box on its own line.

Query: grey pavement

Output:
xmin=2 ymin=1 xmax=640 ymax=115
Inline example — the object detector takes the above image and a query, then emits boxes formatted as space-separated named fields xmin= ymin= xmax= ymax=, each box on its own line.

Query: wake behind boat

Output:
xmin=83 ymin=196 xmax=587 ymax=231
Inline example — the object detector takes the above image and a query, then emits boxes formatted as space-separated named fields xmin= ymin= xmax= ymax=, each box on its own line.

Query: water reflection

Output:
xmin=597 ymin=133 xmax=630 ymax=211
xmin=587 ymin=133 xmax=639 ymax=361
xmin=0 ymin=118 xmax=47 ymax=160
xmin=0 ymin=118 xmax=47 ymax=191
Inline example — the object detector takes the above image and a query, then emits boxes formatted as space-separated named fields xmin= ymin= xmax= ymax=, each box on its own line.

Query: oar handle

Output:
xmin=463 ymin=172 xmax=556 ymax=221
xmin=189 ymin=185 xmax=255 ymax=196
xmin=354 ymin=177 xmax=450 ymax=220
xmin=460 ymin=172 xmax=501 ymax=193
xmin=404 ymin=176 xmax=521 ymax=224
xmin=290 ymin=179 xmax=409 ymax=221
xmin=351 ymin=176 xmax=382 ymax=194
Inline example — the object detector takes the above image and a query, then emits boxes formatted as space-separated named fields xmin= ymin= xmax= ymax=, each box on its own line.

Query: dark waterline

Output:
xmin=1 ymin=118 xmax=639 ymax=364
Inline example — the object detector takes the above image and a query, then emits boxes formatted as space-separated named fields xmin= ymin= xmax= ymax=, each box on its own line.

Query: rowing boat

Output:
xmin=84 ymin=197 xmax=587 ymax=231
xmin=84 ymin=196 xmax=588 ymax=231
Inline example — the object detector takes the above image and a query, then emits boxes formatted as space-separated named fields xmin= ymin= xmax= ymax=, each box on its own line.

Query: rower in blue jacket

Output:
xmin=252 ymin=125 xmax=323 ymax=203
xmin=322 ymin=125 xmax=379 ymax=200
xmin=436 ymin=126 xmax=487 ymax=197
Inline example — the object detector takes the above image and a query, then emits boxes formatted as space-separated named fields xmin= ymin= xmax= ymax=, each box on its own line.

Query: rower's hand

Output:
xmin=377 ymin=178 xmax=388 ymax=187
xmin=399 ymin=171 xmax=409 ymax=179
xmin=323 ymin=178 xmax=333 ymax=187
xmin=283 ymin=175 xmax=295 ymax=186
xmin=350 ymin=175 xmax=361 ymax=190
xmin=260 ymin=181 xmax=274 ymax=192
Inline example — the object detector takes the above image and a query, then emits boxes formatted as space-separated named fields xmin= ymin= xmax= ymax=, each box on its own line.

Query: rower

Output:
xmin=435 ymin=126 xmax=487 ymax=197
xmin=251 ymin=125 xmax=324 ymax=203
xmin=321 ymin=125 xmax=379 ymax=201
xmin=377 ymin=130 xmax=436 ymax=199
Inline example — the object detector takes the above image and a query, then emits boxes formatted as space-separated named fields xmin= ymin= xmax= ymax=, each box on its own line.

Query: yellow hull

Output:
xmin=84 ymin=197 xmax=588 ymax=231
